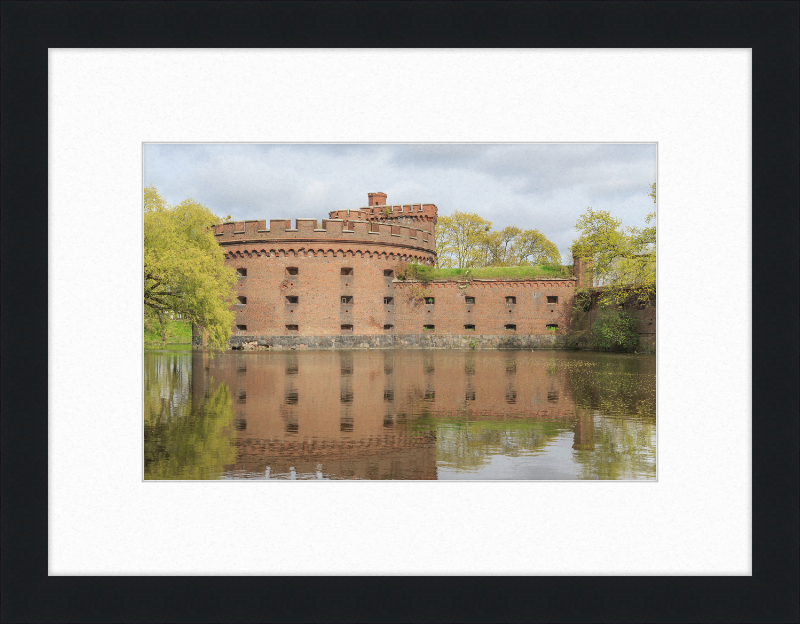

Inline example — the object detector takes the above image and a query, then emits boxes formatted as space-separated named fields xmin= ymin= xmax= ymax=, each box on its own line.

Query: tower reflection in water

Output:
xmin=185 ymin=349 xmax=656 ymax=480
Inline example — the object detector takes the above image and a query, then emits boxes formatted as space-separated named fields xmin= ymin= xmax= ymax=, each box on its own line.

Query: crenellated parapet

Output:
xmin=213 ymin=216 xmax=436 ymax=259
xmin=328 ymin=202 xmax=437 ymax=233
xmin=213 ymin=193 xmax=439 ymax=259
xmin=208 ymin=190 xmax=588 ymax=341
xmin=222 ymin=244 xmax=432 ymax=265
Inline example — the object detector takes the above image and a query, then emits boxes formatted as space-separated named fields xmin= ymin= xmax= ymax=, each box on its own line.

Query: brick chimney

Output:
xmin=368 ymin=192 xmax=387 ymax=207
xmin=573 ymin=251 xmax=594 ymax=289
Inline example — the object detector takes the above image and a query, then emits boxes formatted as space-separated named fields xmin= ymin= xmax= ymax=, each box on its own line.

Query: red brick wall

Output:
xmin=328 ymin=204 xmax=437 ymax=233
xmin=216 ymin=196 xmax=576 ymax=337
xmin=226 ymin=256 xmax=576 ymax=337
xmin=391 ymin=279 xmax=576 ymax=336
xmin=367 ymin=192 xmax=387 ymax=206
xmin=225 ymin=250 xmax=420 ymax=336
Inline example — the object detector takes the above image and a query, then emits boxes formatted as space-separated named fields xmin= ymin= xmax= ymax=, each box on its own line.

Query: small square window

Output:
xmin=505 ymin=296 xmax=516 ymax=304
xmin=236 ymin=268 xmax=247 ymax=277
xmin=286 ymin=267 xmax=298 ymax=275
xmin=237 ymin=390 xmax=246 ymax=404
xmin=464 ymin=296 xmax=475 ymax=304
xmin=236 ymin=325 xmax=247 ymax=331
xmin=547 ymin=296 xmax=558 ymax=304
xmin=341 ymin=296 xmax=353 ymax=304
xmin=341 ymin=267 xmax=353 ymax=276
xmin=384 ymin=269 xmax=394 ymax=277
xmin=286 ymin=324 xmax=298 ymax=332
xmin=464 ymin=324 xmax=475 ymax=331
xmin=384 ymin=297 xmax=393 ymax=305
xmin=505 ymin=324 xmax=517 ymax=331
xmin=341 ymin=324 xmax=353 ymax=332
xmin=425 ymin=297 xmax=435 ymax=305
xmin=383 ymin=324 xmax=393 ymax=331
xmin=237 ymin=296 xmax=247 ymax=304
xmin=423 ymin=324 xmax=435 ymax=332
xmin=286 ymin=296 xmax=298 ymax=304
xmin=546 ymin=324 xmax=559 ymax=331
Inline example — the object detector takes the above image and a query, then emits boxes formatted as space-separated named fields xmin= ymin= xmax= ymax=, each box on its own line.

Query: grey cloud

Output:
xmin=144 ymin=142 xmax=656 ymax=260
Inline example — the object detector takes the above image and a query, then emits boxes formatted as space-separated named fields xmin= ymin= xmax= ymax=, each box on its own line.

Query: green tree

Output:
xmin=485 ymin=225 xmax=522 ymax=266
xmin=436 ymin=212 xmax=563 ymax=269
xmin=470 ymin=225 xmax=562 ymax=268
xmin=571 ymin=183 xmax=656 ymax=306
xmin=475 ymin=230 xmax=501 ymax=267
xmin=435 ymin=211 xmax=493 ymax=268
xmin=144 ymin=185 xmax=237 ymax=351
xmin=513 ymin=228 xmax=562 ymax=266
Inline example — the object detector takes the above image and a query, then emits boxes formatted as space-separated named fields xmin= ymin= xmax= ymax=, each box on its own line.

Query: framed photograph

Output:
xmin=3 ymin=2 xmax=796 ymax=622
xmin=143 ymin=142 xmax=658 ymax=482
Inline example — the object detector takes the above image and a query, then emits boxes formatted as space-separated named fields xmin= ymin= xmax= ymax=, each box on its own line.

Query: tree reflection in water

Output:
xmin=143 ymin=349 xmax=655 ymax=480
xmin=144 ymin=350 xmax=236 ymax=479
xmin=432 ymin=419 xmax=568 ymax=472
xmin=404 ymin=352 xmax=655 ymax=479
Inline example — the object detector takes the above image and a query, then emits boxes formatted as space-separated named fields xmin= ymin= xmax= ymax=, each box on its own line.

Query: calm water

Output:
xmin=144 ymin=348 xmax=656 ymax=480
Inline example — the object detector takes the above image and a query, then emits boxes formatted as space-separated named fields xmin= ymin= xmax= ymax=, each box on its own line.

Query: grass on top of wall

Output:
xmin=397 ymin=263 xmax=572 ymax=282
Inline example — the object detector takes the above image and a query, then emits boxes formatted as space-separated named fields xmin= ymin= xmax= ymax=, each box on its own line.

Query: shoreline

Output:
xmin=188 ymin=333 xmax=654 ymax=353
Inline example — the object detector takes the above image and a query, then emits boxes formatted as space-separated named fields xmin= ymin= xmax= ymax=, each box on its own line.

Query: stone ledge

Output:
xmin=225 ymin=333 xmax=571 ymax=351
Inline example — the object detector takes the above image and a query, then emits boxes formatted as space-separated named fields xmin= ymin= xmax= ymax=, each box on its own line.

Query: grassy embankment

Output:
xmin=397 ymin=263 xmax=572 ymax=281
xmin=145 ymin=319 xmax=192 ymax=344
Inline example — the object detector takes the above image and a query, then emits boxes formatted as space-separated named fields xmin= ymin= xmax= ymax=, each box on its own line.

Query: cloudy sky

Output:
xmin=143 ymin=143 xmax=656 ymax=260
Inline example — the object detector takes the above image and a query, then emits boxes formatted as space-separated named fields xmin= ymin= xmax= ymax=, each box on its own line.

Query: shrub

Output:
xmin=590 ymin=310 xmax=639 ymax=351
xmin=574 ymin=288 xmax=592 ymax=312
xmin=395 ymin=262 xmax=434 ymax=283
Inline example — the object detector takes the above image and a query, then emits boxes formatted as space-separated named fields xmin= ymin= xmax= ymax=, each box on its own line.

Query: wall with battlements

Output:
xmin=214 ymin=216 xmax=436 ymax=257
xmin=327 ymin=202 xmax=438 ymax=234
xmin=212 ymin=193 xmax=576 ymax=341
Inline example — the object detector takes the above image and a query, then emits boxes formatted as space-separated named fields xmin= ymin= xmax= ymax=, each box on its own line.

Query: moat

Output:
xmin=144 ymin=348 xmax=656 ymax=480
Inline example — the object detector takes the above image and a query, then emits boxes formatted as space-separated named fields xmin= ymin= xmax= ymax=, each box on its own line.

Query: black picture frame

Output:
xmin=2 ymin=2 xmax=797 ymax=622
